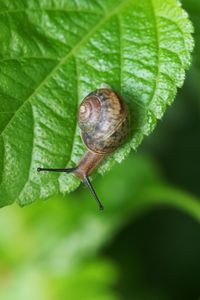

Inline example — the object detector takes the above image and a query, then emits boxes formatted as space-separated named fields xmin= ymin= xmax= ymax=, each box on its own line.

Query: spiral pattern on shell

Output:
xmin=78 ymin=96 xmax=101 ymax=131
xmin=78 ymin=88 xmax=129 ymax=154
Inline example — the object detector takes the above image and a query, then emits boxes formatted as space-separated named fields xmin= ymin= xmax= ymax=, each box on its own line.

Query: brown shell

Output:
xmin=78 ymin=88 xmax=129 ymax=154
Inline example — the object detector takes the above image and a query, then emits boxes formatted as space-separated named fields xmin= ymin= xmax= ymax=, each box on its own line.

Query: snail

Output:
xmin=37 ymin=88 xmax=129 ymax=210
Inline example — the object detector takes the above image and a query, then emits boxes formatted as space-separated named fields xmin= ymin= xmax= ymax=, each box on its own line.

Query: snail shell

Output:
xmin=78 ymin=88 xmax=129 ymax=154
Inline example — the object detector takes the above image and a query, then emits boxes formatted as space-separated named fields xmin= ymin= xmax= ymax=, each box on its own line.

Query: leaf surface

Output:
xmin=0 ymin=0 xmax=193 ymax=207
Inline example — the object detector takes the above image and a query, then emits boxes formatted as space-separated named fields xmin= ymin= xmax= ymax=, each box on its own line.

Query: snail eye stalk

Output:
xmin=37 ymin=167 xmax=76 ymax=173
xmin=37 ymin=167 xmax=104 ymax=211
xmin=84 ymin=175 xmax=104 ymax=211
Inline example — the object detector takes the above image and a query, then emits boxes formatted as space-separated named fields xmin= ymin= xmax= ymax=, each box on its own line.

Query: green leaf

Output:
xmin=0 ymin=0 xmax=193 ymax=207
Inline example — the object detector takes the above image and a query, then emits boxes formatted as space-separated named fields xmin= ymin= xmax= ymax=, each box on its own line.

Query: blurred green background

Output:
xmin=0 ymin=1 xmax=200 ymax=299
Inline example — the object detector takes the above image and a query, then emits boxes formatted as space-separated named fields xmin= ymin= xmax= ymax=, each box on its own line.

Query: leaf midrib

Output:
xmin=0 ymin=8 xmax=105 ymax=15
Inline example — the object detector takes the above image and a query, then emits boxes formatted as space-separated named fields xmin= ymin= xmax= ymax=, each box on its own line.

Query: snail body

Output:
xmin=75 ymin=88 xmax=129 ymax=180
xmin=38 ymin=88 xmax=129 ymax=210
